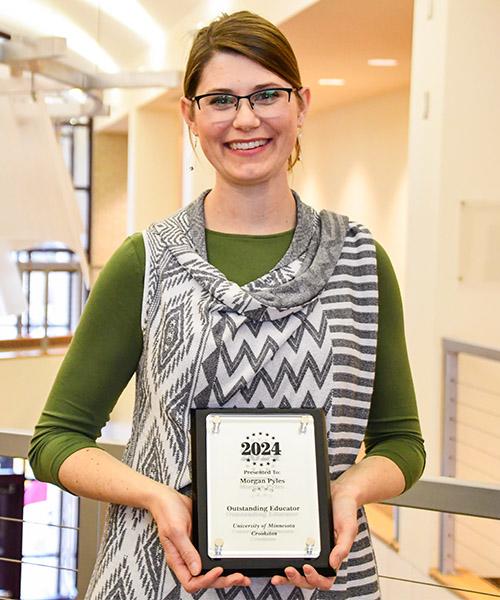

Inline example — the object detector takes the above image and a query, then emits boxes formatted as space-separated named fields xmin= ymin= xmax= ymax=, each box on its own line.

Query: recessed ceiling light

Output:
xmin=367 ymin=58 xmax=398 ymax=67
xmin=318 ymin=78 xmax=345 ymax=86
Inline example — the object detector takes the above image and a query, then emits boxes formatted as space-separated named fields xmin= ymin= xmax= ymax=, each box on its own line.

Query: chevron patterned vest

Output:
xmin=86 ymin=191 xmax=380 ymax=600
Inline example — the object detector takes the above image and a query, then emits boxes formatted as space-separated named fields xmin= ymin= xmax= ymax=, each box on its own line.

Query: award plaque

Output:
xmin=191 ymin=408 xmax=335 ymax=577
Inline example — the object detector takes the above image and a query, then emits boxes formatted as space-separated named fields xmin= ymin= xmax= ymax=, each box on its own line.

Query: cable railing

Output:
xmin=1 ymin=429 xmax=500 ymax=599
xmin=441 ymin=337 xmax=500 ymax=586
xmin=0 ymin=429 xmax=123 ymax=600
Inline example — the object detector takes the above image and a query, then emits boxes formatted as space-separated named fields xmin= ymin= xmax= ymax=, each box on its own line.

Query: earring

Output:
xmin=193 ymin=132 xmax=198 ymax=149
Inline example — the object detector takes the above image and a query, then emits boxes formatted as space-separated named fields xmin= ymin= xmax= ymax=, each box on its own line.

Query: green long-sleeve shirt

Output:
xmin=29 ymin=229 xmax=425 ymax=491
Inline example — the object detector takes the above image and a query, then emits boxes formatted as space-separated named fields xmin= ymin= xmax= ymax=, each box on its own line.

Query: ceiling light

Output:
xmin=367 ymin=58 xmax=398 ymax=67
xmin=0 ymin=0 xmax=118 ymax=72
xmin=318 ymin=78 xmax=345 ymax=86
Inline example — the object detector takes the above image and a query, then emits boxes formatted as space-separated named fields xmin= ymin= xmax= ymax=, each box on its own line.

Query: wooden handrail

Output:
xmin=0 ymin=335 xmax=72 ymax=351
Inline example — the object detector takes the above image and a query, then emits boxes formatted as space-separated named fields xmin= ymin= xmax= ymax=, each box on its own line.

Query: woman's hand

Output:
xmin=328 ymin=489 xmax=359 ymax=572
xmin=271 ymin=565 xmax=334 ymax=590
xmin=147 ymin=485 xmax=251 ymax=593
xmin=271 ymin=486 xmax=359 ymax=590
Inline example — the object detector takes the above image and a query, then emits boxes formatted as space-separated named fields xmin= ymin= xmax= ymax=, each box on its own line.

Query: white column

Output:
xmin=127 ymin=106 xmax=183 ymax=232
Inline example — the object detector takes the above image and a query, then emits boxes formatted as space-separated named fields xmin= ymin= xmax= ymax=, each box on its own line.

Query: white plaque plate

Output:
xmin=205 ymin=413 xmax=321 ymax=559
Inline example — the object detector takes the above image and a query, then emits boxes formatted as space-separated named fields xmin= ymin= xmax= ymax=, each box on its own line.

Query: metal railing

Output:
xmin=1 ymin=428 xmax=500 ymax=599
xmin=0 ymin=429 xmax=123 ymax=600
xmin=16 ymin=258 xmax=85 ymax=340
xmin=441 ymin=338 xmax=500 ymax=575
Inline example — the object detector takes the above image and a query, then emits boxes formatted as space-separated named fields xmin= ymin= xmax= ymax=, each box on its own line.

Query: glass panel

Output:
xmin=73 ymin=125 xmax=89 ymax=188
xmin=27 ymin=271 xmax=47 ymax=331
xmin=59 ymin=133 xmax=72 ymax=174
xmin=54 ymin=250 xmax=75 ymax=264
xmin=373 ymin=507 xmax=500 ymax=599
xmin=76 ymin=189 xmax=90 ymax=251
xmin=59 ymin=494 xmax=78 ymax=598
xmin=455 ymin=514 xmax=500 ymax=583
xmin=456 ymin=354 xmax=500 ymax=484
xmin=27 ymin=251 xmax=66 ymax=263
xmin=69 ymin=272 xmax=84 ymax=331
xmin=0 ymin=457 xmax=78 ymax=600
xmin=47 ymin=272 xmax=70 ymax=328
xmin=20 ymin=557 xmax=61 ymax=600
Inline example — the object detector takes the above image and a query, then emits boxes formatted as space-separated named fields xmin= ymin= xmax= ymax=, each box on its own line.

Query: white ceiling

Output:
xmin=0 ymin=0 xmax=413 ymax=124
xmin=146 ymin=0 xmax=413 ymax=116
xmin=282 ymin=0 xmax=413 ymax=113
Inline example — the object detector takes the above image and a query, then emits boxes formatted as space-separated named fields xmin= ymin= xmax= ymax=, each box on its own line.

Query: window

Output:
xmin=0 ymin=118 xmax=92 ymax=341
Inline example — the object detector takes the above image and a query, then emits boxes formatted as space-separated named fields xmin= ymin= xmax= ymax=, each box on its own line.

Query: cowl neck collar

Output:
xmin=166 ymin=189 xmax=348 ymax=321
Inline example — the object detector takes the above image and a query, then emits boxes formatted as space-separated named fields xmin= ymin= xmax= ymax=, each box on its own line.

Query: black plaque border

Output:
xmin=191 ymin=408 xmax=335 ymax=577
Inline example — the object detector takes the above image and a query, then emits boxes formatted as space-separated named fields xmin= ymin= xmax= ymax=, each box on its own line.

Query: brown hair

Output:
xmin=183 ymin=11 xmax=304 ymax=170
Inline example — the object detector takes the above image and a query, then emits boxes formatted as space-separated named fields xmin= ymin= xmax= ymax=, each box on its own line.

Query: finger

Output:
xmin=271 ymin=575 xmax=289 ymax=586
xmin=329 ymin=527 xmax=354 ymax=571
xmin=181 ymin=567 xmax=224 ymax=594
xmin=302 ymin=564 xmax=335 ymax=591
xmin=193 ymin=567 xmax=226 ymax=590
xmin=163 ymin=538 xmax=184 ymax=567
xmin=164 ymin=539 xmax=193 ymax=584
xmin=208 ymin=572 xmax=249 ymax=588
xmin=284 ymin=567 xmax=313 ymax=589
xmin=169 ymin=531 xmax=201 ymax=576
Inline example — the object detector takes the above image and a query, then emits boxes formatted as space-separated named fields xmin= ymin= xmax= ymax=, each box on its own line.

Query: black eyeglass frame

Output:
xmin=190 ymin=87 xmax=302 ymax=111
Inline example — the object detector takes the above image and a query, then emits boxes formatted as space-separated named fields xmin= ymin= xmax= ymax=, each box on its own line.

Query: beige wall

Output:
xmin=0 ymin=353 xmax=135 ymax=434
xmin=91 ymin=132 xmax=128 ymax=279
xmin=0 ymin=355 xmax=63 ymax=431
xmin=435 ymin=0 xmax=500 ymax=348
xmin=293 ymin=88 xmax=410 ymax=284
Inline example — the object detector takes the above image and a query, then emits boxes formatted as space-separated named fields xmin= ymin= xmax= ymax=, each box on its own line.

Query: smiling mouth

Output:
xmin=225 ymin=139 xmax=271 ymax=151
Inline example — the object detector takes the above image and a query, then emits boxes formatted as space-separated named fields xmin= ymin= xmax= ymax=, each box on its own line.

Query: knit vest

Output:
xmin=86 ymin=191 xmax=380 ymax=600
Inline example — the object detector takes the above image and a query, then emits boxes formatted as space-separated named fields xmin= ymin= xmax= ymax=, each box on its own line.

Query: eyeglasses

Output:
xmin=190 ymin=87 xmax=299 ymax=120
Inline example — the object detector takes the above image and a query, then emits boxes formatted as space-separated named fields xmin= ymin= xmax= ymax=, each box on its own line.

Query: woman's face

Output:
xmin=181 ymin=51 xmax=310 ymax=188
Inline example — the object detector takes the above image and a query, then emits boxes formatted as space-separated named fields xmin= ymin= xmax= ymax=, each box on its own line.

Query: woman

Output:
xmin=29 ymin=10 xmax=425 ymax=600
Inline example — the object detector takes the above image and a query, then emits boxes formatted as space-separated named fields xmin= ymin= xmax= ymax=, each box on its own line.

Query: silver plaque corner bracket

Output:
xmin=214 ymin=538 xmax=224 ymax=557
xmin=299 ymin=414 xmax=313 ymax=434
xmin=305 ymin=537 xmax=316 ymax=556
xmin=210 ymin=415 xmax=222 ymax=434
